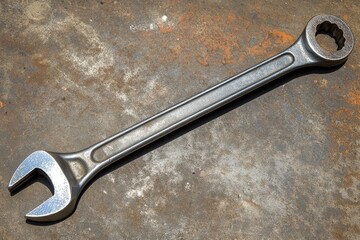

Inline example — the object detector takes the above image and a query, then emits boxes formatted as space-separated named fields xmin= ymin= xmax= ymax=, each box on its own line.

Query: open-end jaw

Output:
xmin=8 ymin=151 xmax=78 ymax=222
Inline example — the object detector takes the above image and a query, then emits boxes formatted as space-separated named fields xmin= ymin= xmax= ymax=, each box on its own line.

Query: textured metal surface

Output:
xmin=7 ymin=14 xmax=355 ymax=222
xmin=1 ymin=0 xmax=359 ymax=239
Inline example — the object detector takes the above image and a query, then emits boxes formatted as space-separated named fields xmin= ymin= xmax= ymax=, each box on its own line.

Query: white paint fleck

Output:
xmin=126 ymin=176 xmax=154 ymax=199
xmin=185 ymin=182 xmax=191 ymax=191
xmin=123 ymin=66 xmax=141 ymax=83
xmin=161 ymin=15 xmax=168 ymax=22
xmin=113 ymin=91 xmax=128 ymax=102
xmin=123 ymin=108 xmax=138 ymax=119
xmin=107 ymin=173 xmax=116 ymax=183
xmin=130 ymin=22 xmax=158 ymax=32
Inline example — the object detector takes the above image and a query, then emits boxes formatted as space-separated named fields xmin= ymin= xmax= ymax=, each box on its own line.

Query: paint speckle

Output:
xmin=161 ymin=15 xmax=168 ymax=22
xmin=130 ymin=23 xmax=159 ymax=32
xmin=314 ymin=78 xmax=328 ymax=88
xmin=126 ymin=176 xmax=154 ymax=198
xmin=185 ymin=182 xmax=191 ymax=191
xmin=107 ymin=173 xmax=116 ymax=183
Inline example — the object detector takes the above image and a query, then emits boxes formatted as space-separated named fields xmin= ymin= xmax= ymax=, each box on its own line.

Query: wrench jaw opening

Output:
xmin=8 ymin=151 xmax=79 ymax=222
xmin=303 ymin=15 xmax=354 ymax=67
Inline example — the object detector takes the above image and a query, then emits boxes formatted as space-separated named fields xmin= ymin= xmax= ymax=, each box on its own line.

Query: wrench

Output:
xmin=8 ymin=15 xmax=354 ymax=222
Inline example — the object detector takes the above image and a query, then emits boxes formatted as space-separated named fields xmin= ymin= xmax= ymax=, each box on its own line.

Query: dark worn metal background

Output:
xmin=0 ymin=0 xmax=359 ymax=239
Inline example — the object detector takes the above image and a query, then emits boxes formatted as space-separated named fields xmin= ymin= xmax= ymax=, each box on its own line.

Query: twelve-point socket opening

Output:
xmin=315 ymin=21 xmax=345 ymax=52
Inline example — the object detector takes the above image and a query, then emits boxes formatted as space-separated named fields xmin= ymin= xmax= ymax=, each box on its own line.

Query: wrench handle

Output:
xmin=85 ymin=41 xmax=309 ymax=178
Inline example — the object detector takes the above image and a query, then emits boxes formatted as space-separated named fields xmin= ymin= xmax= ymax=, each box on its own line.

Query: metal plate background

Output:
xmin=0 ymin=1 xmax=359 ymax=239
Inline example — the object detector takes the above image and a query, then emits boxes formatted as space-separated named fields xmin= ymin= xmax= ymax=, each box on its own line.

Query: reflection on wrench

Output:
xmin=8 ymin=15 xmax=354 ymax=222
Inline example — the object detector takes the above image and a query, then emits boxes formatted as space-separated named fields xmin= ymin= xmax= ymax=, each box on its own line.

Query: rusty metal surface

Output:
xmin=0 ymin=0 xmax=359 ymax=239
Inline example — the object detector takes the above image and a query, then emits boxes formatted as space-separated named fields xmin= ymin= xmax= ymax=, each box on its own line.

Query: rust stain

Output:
xmin=213 ymin=15 xmax=222 ymax=22
xmin=246 ymin=29 xmax=295 ymax=57
xmin=139 ymin=12 xmax=252 ymax=67
xmin=238 ymin=53 xmax=246 ymax=63
xmin=342 ymin=172 xmax=360 ymax=188
xmin=347 ymin=79 xmax=360 ymax=106
xmin=329 ymin=108 xmax=359 ymax=158
xmin=0 ymin=101 xmax=5 ymax=109
xmin=31 ymin=53 xmax=50 ymax=70
xmin=333 ymin=225 xmax=360 ymax=240
xmin=222 ymin=44 xmax=234 ymax=64
xmin=27 ymin=52 xmax=52 ymax=85
xmin=271 ymin=29 xmax=295 ymax=43
xmin=327 ymin=78 xmax=360 ymax=237
xmin=157 ymin=22 xmax=174 ymax=33
xmin=178 ymin=12 xmax=193 ymax=26
xmin=169 ymin=45 xmax=181 ymax=56
xmin=342 ymin=15 xmax=349 ymax=21
xmin=348 ymin=91 xmax=360 ymax=106
xmin=227 ymin=13 xmax=236 ymax=22
xmin=140 ymin=31 xmax=154 ymax=39
xmin=328 ymin=79 xmax=360 ymax=158
xmin=195 ymin=15 xmax=247 ymax=65
xmin=196 ymin=54 xmax=209 ymax=66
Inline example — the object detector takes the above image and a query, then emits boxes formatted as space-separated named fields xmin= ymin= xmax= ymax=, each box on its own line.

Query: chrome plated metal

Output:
xmin=8 ymin=15 xmax=354 ymax=222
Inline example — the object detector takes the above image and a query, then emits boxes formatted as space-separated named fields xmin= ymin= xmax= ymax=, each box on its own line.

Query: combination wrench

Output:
xmin=8 ymin=15 xmax=354 ymax=222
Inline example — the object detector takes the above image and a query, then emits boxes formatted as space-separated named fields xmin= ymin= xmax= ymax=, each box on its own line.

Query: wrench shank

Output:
xmin=93 ymin=53 xmax=294 ymax=163
xmin=82 ymin=44 xmax=307 ymax=185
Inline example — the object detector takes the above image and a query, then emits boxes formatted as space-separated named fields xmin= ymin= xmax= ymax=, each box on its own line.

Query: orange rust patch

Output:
xmin=158 ymin=23 xmax=174 ymax=33
xmin=222 ymin=44 xmax=234 ymax=64
xmin=270 ymin=29 xmax=295 ymax=44
xmin=227 ymin=13 xmax=236 ymax=22
xmin=347 ymin=79 xmax=360 ymax=106
xmin=195 ymin=15 xmax=248 ymax=65
xmin=172 ymin=45 xmax=181 ymax=55
xmin=348 ymin=91 xmax=360 ymax=106
xmin=238 ymin=53 xmax=246 ymax=63
xmin=0 ymin=101 xmax=5 ymax=108
xmin=342 ymin=15 xmax=349 ymax=21
xmin=246 ymin=29 xmax=295 ymax=57
xmin=140 ymin=31 xmax=154 ymax=39
xmin=178 ymin=12 xmax=193 ymax=26
xmin=213 ymin=15 xmax=222 ymax=22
